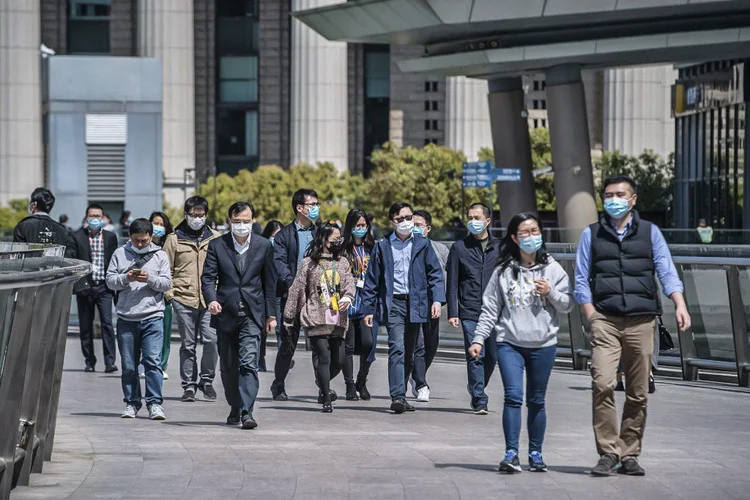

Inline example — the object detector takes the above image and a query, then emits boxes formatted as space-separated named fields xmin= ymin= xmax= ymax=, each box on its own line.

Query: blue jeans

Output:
xmin=462 ymin=320 xmax=497 ymax=408
xmin=496 ymin=342 xmax=557 ymax=454
xmin=117 ymin=317 xmax=164 ymax=408
xmin=386 ymin=297 xmax=425 ymax=400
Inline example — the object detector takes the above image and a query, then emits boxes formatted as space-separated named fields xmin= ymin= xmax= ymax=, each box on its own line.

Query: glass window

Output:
xmin=217 ymin=109 xmax=258 ymax=156
xmin=424 ymin=120 xmax=430 ymax=131
xmin=431 ymin=81 xmax=438 ymax=92
xmin=533 ymin=100 xmax=539 ymax=109
xmin=67 ymin=20 xmax=110 ymax=54
xmin=424 ymin=81 xmax=431 ymax=92
xmin=432 ymin=119 xmax=438 ymax=130
xmin=218 ymin=18 xmax=258 ymax=54
xmin=67 ymin=0 xmax=111 ymax=18
xmin=219 ymin=56 xmax=258 ymax=102
xmin=431 ymin=101 xmax=438 ymax=111
xmin=365 ymin=51 xmax=390 ymax=98
xmin=218 ymin=0 xmax=257 ymax=17
xmin=424 ymin=101 xmax=430 ymax=111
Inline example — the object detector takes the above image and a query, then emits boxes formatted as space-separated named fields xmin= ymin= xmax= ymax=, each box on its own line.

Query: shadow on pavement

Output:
xmin=69 ymin=412 xmax=124 ymax=418
xmin=161 ymin=421 xmax=233 ymax=428
xmin=434 ymin=463 xmax=497 ymax=473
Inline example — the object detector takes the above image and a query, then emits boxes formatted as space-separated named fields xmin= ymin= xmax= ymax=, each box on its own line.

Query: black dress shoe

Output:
xmin=241 ymin=412 xmax=258 ymax=429
xmin=618 ymin=458 xmax=645 ymax=476
xmin=321 ymin=403 xmax=333 ymax=413
xmin=104 ymin=364 xmax=118 ymax=374
xmin=317 ymin=389 xmax=338 ymax=404
xmin=84 ymin=364 xmax=95 ymax=373
xmin=390 ymin=399 xmax=407 ymax=414
xmin=403 ymin=400 xmax=416 ymax=412
xmin=226 ymin=408 xmax=241 ymax=425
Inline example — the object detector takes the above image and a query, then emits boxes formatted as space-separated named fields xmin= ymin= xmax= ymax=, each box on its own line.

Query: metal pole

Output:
xmin=461 ymin=183 xmax=466 ymax=224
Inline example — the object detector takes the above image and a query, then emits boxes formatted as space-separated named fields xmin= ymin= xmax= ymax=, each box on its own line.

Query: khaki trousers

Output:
xmin=590 ymin=312 xmax=656 ymax=459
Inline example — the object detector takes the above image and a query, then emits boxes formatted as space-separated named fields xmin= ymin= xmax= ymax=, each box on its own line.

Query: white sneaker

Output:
xmin=121 ymin=404 xmax=138 ymax=418
xmin=417 ymin=386 xmax=430 ymax=403
xmin=148 ymin=404 xmax=166 ymax=421
xmin=139 ymin=373 xmax=145 ymax=379
xmin=162 ymin=371 xmax=169 ymax=380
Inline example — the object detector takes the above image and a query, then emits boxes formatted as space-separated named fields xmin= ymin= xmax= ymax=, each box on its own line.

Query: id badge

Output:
xmin=356 ymin=279 xmax=365 ymax=289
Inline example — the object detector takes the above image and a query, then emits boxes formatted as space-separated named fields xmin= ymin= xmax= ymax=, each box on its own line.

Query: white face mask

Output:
xmin=186 ymin=216 xmax=205 ymax=231
xmin=231 ymin=222 xmax=252 ymax=238
xmin=396 ymin=220 xmax=414 ymax=236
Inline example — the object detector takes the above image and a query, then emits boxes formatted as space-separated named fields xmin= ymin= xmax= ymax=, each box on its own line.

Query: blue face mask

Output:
xmin=88 ymin=218 xmax=104 ymax=230
xmin=518 ymin=235 xmax=543 ymax=255
xmin=412 ymin=226 xmax=425 ymax=237
xmin=467 ymin=220 xmax=486 ymax=235
xmin=603 ymin=197 xmax=631 ymax=219
xmin=130 ymin=243 xmax=151 ymax=255
xmin=352 ymin=227 xmax=368 ymax=239
xmin=306 ymin=206 xmax=320 ymax=222
xmin=152 ymin=225 xmax=166 ymax=238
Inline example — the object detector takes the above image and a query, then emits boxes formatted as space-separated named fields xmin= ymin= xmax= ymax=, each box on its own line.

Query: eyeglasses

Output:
xmin=393 ymin=215 xmax=413 ymax=223
xmin=517 ymin=228 xmax=542 ymax=237
xmin=187 ymin=212 xmax=206 ymax=218
xmin=304 ymin=203 xmax=321 ymax=208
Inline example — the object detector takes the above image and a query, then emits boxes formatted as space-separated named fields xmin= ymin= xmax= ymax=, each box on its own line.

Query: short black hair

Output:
xmin=262 ymin=220 xmax=284 ymax=239
xmin=59 ymin=214 xmax=69 ymax=224
xmin=388 ymin=202 xmax=412 ymax=220
xmin=30 ymin=187 xmax=55 ymax=213
xmin=603 ymin=176 xmax=637 ymax=195
xmin=86 ymin=203 xmax=104 ymax=216
xmin=413 ymin=209 xmax=432 ymax=226
xmin=184 ymin=196 xmax=209 ymax=214
xmin=292 ymin=188 xmax=318 ymax=213
xmin=129 ymin=218 xmax=153 ymax=236
xmin=468 ymin=203 xmax=491 ymax=219
xmin=227 ymin=201 xmax=254 ymax=220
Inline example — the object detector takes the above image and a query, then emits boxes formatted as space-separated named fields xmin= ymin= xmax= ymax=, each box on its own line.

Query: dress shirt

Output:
xmin=232 ymin=233 xmax=250 ymax=255
xmin=390 ymin=231 xmax=413 ymax=295
xmin=574 ymin=217 xmax=684 ymax=305
xmin=295 ymin=222 xmax=314 ymax=265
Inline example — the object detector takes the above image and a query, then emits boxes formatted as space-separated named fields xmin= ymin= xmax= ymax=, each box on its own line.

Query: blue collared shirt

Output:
xmin=295 ymin=222 xmax=314 ymax=265
xmin=390 ymin=231 xmax=413 ymax=295
xmin=574 ymin=219 xmax=684 ymax=305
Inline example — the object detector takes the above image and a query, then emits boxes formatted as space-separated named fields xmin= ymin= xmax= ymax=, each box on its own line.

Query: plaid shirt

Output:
xmin=89 ymin=230 xmax=105 ymax=281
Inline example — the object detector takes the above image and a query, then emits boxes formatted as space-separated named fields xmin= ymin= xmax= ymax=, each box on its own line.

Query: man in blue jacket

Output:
xmin=446 ymin=203 xmax=501 ymax=415
xmin=362 ymin=202 xmax=445 ymax=414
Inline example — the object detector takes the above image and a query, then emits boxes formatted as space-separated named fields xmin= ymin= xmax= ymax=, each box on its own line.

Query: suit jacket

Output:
xmin=69 ymin=227 xmax=119 ymax=294
xmin=273 ymin=220 xmax=317 ymax=296
xmin=361 ymin=233 xmax=446 ymax=325
xmin=201 ymin=233 xmax=276 ymax=331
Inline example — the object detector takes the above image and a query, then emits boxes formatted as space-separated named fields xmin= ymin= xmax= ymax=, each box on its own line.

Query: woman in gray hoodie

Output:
xmin=469 ymin=212 xmax=573 ymax=474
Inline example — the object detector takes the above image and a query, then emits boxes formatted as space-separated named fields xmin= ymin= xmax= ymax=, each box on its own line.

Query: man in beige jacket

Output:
xmin=163 ymin=196 xmax=221 ymax=402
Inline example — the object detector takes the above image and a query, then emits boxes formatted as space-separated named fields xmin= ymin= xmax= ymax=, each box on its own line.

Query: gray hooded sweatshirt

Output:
xmin=106 ymin=241 xmax=172 ymax=322
xmin=472 ymin=257 xmax=574 ymax=349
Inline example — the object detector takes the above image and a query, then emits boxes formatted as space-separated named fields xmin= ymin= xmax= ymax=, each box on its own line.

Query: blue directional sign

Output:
xmin=462 ymin=162 xmax=521 ymax=187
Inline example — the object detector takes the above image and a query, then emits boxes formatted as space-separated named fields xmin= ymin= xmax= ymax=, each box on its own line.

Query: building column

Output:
xmin=0 ymin=0 xmax=44 ymax=206
xmin=446 ymin=76 xmax=493 ymax=161
xmin=546 ymin=65 xmax=598 ymax=238
xmin=138 ymin=0 xmax=194 ymax=208
xmin=487 ymin=77 xmax=536 ymax=224
xmin=291 ymin=0 xmax=347 ymax=170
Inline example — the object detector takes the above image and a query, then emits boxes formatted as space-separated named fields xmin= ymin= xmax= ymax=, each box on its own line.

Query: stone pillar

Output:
xmin=546 ymin=65 xmax=598 ymax=239
xmin=291 ymin=0 xmax=348 ymax=170
xmin=446 ymin=76 xmax=493 ymax=161
xmin=604 ymin=65 xmax=677 ymax=157
xmin=0 ymin=0 xmax=44 ymax=206
xmin=138 ymin=0 xmax=194 ymax=208
xmin=487 ymin=77 xmax=536 ymax=225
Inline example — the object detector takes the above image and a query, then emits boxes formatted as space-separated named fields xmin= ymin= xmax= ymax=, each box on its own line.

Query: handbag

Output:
xmin=658 ymin=316 xmax=675 ymax=352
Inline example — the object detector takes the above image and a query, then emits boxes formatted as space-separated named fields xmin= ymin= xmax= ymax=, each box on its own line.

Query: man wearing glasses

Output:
xmin=271 ymin=188 xmax=320 ymax=401
xmin=362 ymin=202 xmax=445 ymax=413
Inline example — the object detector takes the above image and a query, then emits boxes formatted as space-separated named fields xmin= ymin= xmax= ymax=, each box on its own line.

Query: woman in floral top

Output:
xmin=341 ymin=208 xmax=376 ymax=401
xmin=283 ymin=221 xmax=356 ymax=413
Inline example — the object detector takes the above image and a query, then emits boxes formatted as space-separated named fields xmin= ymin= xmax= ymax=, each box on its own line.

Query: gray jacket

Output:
xmin=431 ymin=240 xmax=450 ymax=281
xmin=106 ymin=242 xmax=172 ymax=322
xmin=472 ymin=257 xmax=574 ymax=349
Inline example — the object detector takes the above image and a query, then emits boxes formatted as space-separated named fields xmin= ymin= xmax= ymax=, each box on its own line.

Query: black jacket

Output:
xmin=446 ymin=234 xmax=501 ymax=321
xmin=201 ymin=233 xmax=276 ymax=331
xmin=273 ymin=220 xmax=317 ymax=296
xmin=590 ymin=211 xmax=660 ymax=316
xmin=13 ymin=214 xmax=72 ymax=249
xmin=68 ymin=228 xmax=119 ymax=294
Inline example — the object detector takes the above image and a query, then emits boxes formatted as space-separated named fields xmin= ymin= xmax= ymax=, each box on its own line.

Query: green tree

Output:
xmin=594 ymin=150 xmax=674 ymax=212
xmin=0 ymin=199 xmax=29 ymax=229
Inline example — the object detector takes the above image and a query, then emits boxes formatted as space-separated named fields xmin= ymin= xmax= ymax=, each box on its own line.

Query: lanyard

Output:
xmin=354 ymin=245 xmax=367 ymax=275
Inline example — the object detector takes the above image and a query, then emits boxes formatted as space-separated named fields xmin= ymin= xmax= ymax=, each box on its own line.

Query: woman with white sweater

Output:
xmin=469 ymin=212 xmax=574 ymax=474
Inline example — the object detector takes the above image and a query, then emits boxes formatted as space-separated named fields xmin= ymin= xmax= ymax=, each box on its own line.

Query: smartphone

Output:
xmin=131 ymin=269 xmax=142 ymax=275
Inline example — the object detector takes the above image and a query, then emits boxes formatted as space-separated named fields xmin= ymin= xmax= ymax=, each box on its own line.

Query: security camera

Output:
xmin=39 ymin=43 xmax=56 ymax=58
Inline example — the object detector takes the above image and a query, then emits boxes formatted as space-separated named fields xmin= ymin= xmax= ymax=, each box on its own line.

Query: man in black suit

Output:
xmin=270 ymin=188 xmax=319 ymax=400
xmin=69 ymin=203 xmax=120 ymax=372
xmin=202 ymin=201 xmax=276 ymax=429
xmin=13 ymin=187 xmax=72 ymax=247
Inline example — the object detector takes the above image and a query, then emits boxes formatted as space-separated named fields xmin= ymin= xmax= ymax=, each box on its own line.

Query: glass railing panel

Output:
xmin=0 ymin=289 xmax=17 ymax=384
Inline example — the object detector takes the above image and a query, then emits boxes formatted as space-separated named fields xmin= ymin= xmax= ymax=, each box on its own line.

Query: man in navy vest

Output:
xmin=574 ymin=176 xmax=691 ymax=477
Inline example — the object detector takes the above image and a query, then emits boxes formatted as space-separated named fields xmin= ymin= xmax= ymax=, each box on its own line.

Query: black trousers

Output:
xmin=77 ymin=283 xmax=117 ymax=367
xmin=310 ymin=336 xmax=344 ymax=403
xmin=217 ymin=314 xmax=261 ymax=413
xmin=272 ymin=296 xmax=301 ymax=392
xmin=415 ymin=317 xmax=440 ymax=385
xmin=343 ymin=318 xmax=374 ymax=384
